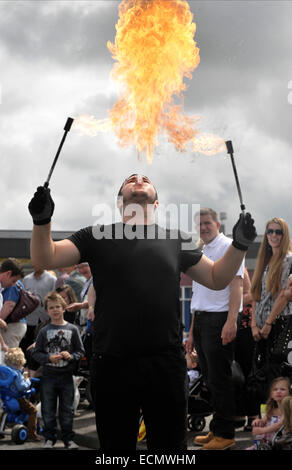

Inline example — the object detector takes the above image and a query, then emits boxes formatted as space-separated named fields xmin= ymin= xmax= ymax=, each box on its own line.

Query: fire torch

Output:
xmin=225 ymin=140 xmax=246 ymax=214
xmin=44 ymin=117 xmax=74 ymax=188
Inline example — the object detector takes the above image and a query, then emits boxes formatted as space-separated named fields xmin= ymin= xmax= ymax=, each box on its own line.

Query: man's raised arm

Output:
xmin=187 ymin=212 xmax=256 ymax=290
xmin=29 ymin=187 xmax=80 ymax=270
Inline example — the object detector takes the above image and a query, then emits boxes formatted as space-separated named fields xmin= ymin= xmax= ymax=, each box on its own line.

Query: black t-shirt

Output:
xmin=68 ymin=223 xmax=202 ymax=357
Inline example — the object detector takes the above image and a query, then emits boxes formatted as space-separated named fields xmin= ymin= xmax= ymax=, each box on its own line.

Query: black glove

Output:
xmin=28 ymin=186 xmax=55 ymax=225
xmin=232 ymin=212 xmax=257 ymax=251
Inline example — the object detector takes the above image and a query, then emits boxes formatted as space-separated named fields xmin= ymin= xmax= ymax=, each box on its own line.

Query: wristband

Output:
xmin=232 ymin=239 xmax=248 ymax=251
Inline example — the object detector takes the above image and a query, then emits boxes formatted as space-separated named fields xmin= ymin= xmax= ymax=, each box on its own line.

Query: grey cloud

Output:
xmin=191 ymin=1 xmax=292 ymax=70
xmin=1 ymin=0 xmax=292 ymax=236
xmin=0 ymin=0 xmax=117 ymax=67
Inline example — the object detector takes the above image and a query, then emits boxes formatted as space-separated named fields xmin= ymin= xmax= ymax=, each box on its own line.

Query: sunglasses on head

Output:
xmin=266 ymin=229 xmax=283 ymax=236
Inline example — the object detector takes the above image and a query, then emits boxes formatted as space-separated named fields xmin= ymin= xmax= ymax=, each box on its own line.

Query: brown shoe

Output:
xmin=194 ymin=432 xmax=214 ymax=446
xmin=202 ymin=436 xmax=235 ymax=450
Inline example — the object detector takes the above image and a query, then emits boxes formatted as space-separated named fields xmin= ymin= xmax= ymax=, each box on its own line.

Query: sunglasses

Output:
xmin=266 ymin=229 xmax=283 ymax=236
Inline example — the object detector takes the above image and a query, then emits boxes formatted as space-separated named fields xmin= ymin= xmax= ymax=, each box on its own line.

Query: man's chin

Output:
xmin=126 ymin=192 xmax=154 ymax=204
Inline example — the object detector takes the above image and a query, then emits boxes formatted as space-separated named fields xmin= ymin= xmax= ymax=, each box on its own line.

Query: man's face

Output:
xmin=1 ymin=271 xmax=21 ymax=288
xmin=195 ymin=214 xmax=220 ymax=244
xmin=33 ymin=267 xmax=44 ymax=276
xmin=120 ymin=174 xmax=158 ymax=205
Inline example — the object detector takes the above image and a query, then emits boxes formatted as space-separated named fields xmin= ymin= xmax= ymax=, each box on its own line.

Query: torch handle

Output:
xmin=225 ymin=140 xmax=246 ymax=214
xmin=44 ymin=117 xmax=74 ymax=188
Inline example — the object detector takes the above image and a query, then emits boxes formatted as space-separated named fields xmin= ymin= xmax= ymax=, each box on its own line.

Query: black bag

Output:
xmin=270 ymin=315 xmax=292 ymax=362
xmin=7 ymin=285 xmax=40 ymax=323
xmin=246 ymin=343 xmax=270 ymax=405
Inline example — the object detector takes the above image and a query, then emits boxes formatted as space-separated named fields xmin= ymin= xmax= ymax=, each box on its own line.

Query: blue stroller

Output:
xmin=0 ymin=365 xmax=41 ymax=444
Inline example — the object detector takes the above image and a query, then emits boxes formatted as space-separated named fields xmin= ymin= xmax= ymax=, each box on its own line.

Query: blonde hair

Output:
xmin=281 ymin=396 xmax=292 ymax=433
xmin=44 ymin=291 xmax=67 ymax=311
xmin=251 ymin=218 xmax=292 ymax=300
xmin=265 ymin=377 xmax=292 ymax=420
xmin=4 ymin=347 xmax=26 ymax=368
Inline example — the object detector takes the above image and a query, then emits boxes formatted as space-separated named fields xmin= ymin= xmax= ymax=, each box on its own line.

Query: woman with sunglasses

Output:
xmin=251 ymin=218 xmax=292 ymax=338
xmin=249 ymin=218 xmax=292 ymax=406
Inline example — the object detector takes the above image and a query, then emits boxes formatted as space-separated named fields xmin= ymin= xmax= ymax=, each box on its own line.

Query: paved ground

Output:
xmin=137 ymin=415 xmax=255 ymax=451
xmin=0 ymin=401 xmax=255 ymax=452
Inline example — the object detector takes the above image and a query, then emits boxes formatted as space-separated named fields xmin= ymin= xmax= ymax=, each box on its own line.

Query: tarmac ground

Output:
xmin=0 ymin=400 xmax=255 ymax=451
xmin=1 ymin=402 xmax=279 ymax=467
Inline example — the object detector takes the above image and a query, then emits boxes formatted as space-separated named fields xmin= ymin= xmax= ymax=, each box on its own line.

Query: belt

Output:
xmin=194 ymin=310 xmax=229 ymax=316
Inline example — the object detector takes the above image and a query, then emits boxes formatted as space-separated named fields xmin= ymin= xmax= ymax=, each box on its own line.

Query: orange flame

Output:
xmin=191 ymin=133 xmax=227 ymax=156
xmin=75 ymin=0 xmax=226 ymax=160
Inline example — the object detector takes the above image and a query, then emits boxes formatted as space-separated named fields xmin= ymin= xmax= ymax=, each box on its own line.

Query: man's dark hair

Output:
xmin=0 ymin=258 xmax=24 ymax=277
xmin=117 ymin=174 xmax=158 ymax=201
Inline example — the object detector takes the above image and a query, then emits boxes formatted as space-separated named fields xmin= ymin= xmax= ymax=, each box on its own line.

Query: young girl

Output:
xmin=56 ymin=285 xmax=79 ymax=324
xmin=247 ymin=376 xmax=291 ymax=449
xmin=272 ymin=395 xmax=292 ymax=450
xmin=4 ymin=347 xmax=41 ymax=441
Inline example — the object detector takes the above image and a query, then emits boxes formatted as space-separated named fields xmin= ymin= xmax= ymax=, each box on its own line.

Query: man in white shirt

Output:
xmin=20 ymin=267 xmax=56 ymax=352
xmin=186 ymin=208 xmax=244 ymax=450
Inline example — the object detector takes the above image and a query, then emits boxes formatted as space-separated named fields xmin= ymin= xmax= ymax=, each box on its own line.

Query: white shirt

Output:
xmin=191 ymin=233 xmax=245 ymax=313
xmin=23 ymin=271 xmax=56 ymax=325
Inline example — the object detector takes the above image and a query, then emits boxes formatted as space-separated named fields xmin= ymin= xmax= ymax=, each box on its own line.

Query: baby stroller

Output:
xmin=187 ymin=373 xmax=213 ymax=432
xmin=0 ymin=365 xmax=41 ymax=444
xmin=187 ymin=359 xmax=245 ymax=432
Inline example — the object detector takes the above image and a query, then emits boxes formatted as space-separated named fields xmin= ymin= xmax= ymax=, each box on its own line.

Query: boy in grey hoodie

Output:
xmin=33 ymin=291 xmax=84 ymax=449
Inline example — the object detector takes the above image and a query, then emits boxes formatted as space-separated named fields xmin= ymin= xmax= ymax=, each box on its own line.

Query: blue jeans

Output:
xmin=40 ymin=374 xmax=75 ymax=444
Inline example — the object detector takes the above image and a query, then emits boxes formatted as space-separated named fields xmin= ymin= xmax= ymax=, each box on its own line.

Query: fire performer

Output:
xmin=28 ymin=176 xmax=256 ymax=451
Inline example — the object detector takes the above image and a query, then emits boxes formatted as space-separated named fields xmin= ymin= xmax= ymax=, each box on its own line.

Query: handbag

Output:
xmin=270 ymin=315 xmax=292 ymax=362
xmin=7 ymin=285 xmax=40 ymax=323
xmin=246 ymin=343 xmax=270 ymax=404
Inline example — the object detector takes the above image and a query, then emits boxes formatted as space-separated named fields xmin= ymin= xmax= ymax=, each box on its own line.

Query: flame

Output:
xmin=191 ymin=133 xmax=227 ymax=156
xmin=74 ymin=115 xmax=111 ymax=136
xmin=107 ymin=0 xmax=200 ymax=162
xmin=75 ymin=0 xmax=226 ymax=161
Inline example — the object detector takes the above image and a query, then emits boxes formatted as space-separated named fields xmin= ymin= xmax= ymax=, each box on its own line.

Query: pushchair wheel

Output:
xmin=188 ymin=416 xmax=206 ymax=432
xmin=11 ymin=424 xmax=28 ymax=444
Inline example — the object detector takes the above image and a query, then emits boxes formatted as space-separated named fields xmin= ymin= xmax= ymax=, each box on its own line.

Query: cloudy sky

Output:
xmin=1 ymin=0 xmax=292 ymax=235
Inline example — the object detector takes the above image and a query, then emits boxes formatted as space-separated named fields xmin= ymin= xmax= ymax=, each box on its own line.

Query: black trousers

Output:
xmin=193 ymin=311 xmax=235 ymax=439
xmin=90 ymin=350 xmax=188 ymax=452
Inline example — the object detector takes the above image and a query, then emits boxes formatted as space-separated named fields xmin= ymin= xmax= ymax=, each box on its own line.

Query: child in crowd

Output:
xmin=272 ymin=395 xmax=292 ymax=450
xmin=247 ymin=376 xmax=291 ymax=449
xmin=4 ymin=347 xmax=41 ymax=441
xmin=32 ymin=291 xmax=85 ymax=449
xmin=56 ymin=285 xmax=79 ymax=324
xmin=186 ymin=349 xmax=199 ymax=389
